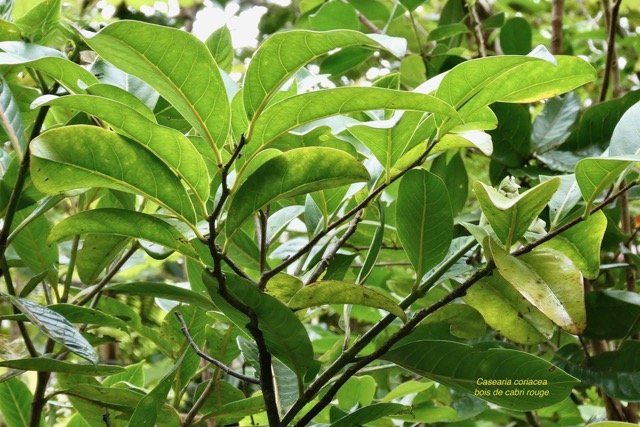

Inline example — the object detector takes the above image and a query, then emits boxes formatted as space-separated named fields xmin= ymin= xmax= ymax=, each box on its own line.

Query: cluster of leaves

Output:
xmin=2 ymin=0 xmax=640 ymax=426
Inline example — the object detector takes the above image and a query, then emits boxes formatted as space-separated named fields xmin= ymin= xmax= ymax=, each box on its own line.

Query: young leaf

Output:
xmin=34 ymin=95 xmax=209 ymax=203
xmin=473 ymin=178 xmax=560 ymax=249
xmin=243 ymin=29 xmax=407 ymax=120
xmin=1 ymin=293 xmax=99 ymax=363
xmin=203 ymin=272 xmax=314 ymax=382
xmin=384 ymin=340 xmax=579 ymax=410
xmin=48 ymin=209 xmax=198 ymax=259
xmin=226 ymin=147 xmax=369 ymax=235
xmin=30 ymin=125 xmax=198 ymax=225
xmin=396 ymin=169 xmax=453 ymax=281
xmin=489 ymin=239 xmax=586 ymax=334
xmin=246 ymin=87 xmax=458 ymax=155
xmin=83 ymin=21 xmax=230 ymax=162
xmin=288 ymin=280 xmax=407 ymax=322
xmin=76 ymin=234 xmax=130 ymax=285
xmin=0 ymin=377 xmax=32 ymax=427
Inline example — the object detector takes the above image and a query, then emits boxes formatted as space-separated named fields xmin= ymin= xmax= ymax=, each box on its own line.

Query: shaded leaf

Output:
xmin=0 ymin=358 xmax=123 ymax=375
xmin=1 ymin=293 xmax=98 ymax=363
xmin=330 ymin=403 xmax=409 ymax=427
xmin=48 ymin=209 xmax=198 ymax=259
xmin=106 ymin=282 xmax=216 ymax=311
xmin=396 ymin=169 xmax=453 ymax=280
xmin=500 ymin=17 xmax=532 ymax=54
xmin=0 ymin=74 xmax=25 ymax=158
xmin=203 ymin=273 xmax=314 ymax=382
xmin=384 ymin=340 xmax=579 ymax=410
xmin=77 ymin=234 xmax=130 ymax=285
xmin=532 ymin=93 xmax=581 ymax=152
xmin=288 ymin=280 xmax=406 ymax=321
xmin=0 ymin=377 xmax=32 ymax=427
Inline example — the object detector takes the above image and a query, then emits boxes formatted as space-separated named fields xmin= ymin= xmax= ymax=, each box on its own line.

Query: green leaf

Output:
xmin=10 ymin=208 xmax=58 ymax=283
xmin=30 ymin=126 xmax=198 ymax=225
xmin=500 ymin=17 xmax=532 ymax=54
xmin=487 ymin=103 xmax=531 ymax=167
xmin=464 ymin=274 xmax=553 ymax=344
xmin=490 ymin=240 xmax=586 ymax=334
xmin=246 ymin=87 xmax=458 ymax=154
xmin=76 ymin=234 xmax=130 ymax=285
xmin=35 ymin=95 xmax=210 ymax=203
xmin=436 ymin=54 xmax=596 ymax=132
xmin=396 ymin=169 xmax=453 ymax=280
xmin=532 ymin=93 xmax=581 ymax=152
xmin=0 ymin=377 xmax=32 ymax=427
xmin=1 ymin=293 xmax=98 ymax=363
xmin=553 ymin=341 xmax=640 ymax=402
xmin=309 ymin=1 xmax=359 ymax=30
xmin=609 ymin=99 xmax=640 ymax=156
xmin=427 ymin=23 xmax=468 ymax=42
xmin=102 ymin=361 xmax=145 ymax=388
xmin=127 ymin=353 xmax=183 ymax=427
xmin=86 ymin=83 xmax=156 ymax=121
xmin=419 ymin=303 xmax=487 ymax=340
xmin=49 ymin=209 xmax=198 ymax=259
xmin=83 ymin=20 xmax=230 ymax=162
xmin=48 ymin=304 xmax=128 ymax=330
xmin=288 ymin=280 xmax=407 ymax=321
xmin=542 ymin=210 xmax=607 ymax=279
xmin=336 ymin=375 xmax=377 ymax=409
xmin=584 ymin=291 xmax=640 ymax=339
xmin=14 ymin=0 xmax=61 ymax=42
xmin=205 ymin=25 xmax=233 ymax=73
xmin=203 ymin=273 xmax=314 ymax=382
xmin=0 ymin=358 xmax=124 ymax=375
xmin=264 ymin=273 xmax=303 ymax=305
xmin=243 ymin=29 xmax=406 ymax=120
xmin=356 ymin=201 xmax=385 ymax=284
xmin=563 ymin=90 xmax=640 ymax=151
xmin=106 ymin=282 xmax=216 ymax=311
xmin=226 ymin=147 xmax=369 ymax=235
xmin=0 ymin=74 xmax=25 ymax=159
xmin=545 ymin=174 xmax=582 ymax=228
xmin=473 ymin=178 xmax=560 ymax=249
xmin=0 ymin=42 xmax=98 ymax=93
xmin=330 ymin=403 xmax=410 ymax=427
xmin=384 ymin=340 xmax=579 ymax=410
xmin=575 ymin=157 xmax=634 ymax=212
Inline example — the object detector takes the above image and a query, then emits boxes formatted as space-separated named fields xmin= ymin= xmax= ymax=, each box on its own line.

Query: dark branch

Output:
xmin=175 ymin=312 xmax=259 ymax=384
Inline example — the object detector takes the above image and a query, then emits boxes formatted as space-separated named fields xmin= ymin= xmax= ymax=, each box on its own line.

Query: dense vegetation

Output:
xmin=1 ymin=0 xmax=640 ymax=426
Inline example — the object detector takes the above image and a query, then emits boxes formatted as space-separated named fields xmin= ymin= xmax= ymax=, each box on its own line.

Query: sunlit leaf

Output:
xmin=30 ymin=126 xmax=198 ymax=224
xmin=288 ymin=280 xmax=406 ymax=321
xmin=0 ymin=358 xmax=123 ymax=375
xmin=83 ymin=21 xmax=230 ymax=161
xmin=226 ymin=147 xmax=369 ymax=235
xmin=0 ymin=377 xmax=32 ymax=427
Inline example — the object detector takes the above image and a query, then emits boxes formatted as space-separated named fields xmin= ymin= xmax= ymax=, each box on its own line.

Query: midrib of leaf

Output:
xmin=108 ymin=36 xmax=223 ymax=165
xmin=6 ymin=383 xmax=28 ymax=427
xmin=584 ymin=161 xmax=630 ymax=214
xmin=416 ymin=181 xmax=428 ymax=281
xmin=551 ymin=180 xmax=579 ymax=228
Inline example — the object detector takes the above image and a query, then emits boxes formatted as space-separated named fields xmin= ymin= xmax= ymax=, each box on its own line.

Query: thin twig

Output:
xmin=304 ymin=210 xmax=363 ymax=285
xmin=469 ymin=1 xmax=487 ymax=57
xmin=175 ymin=312 xmax=259 ymax=384
xmin=600 ymin=0 xmax=623 ymax=101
